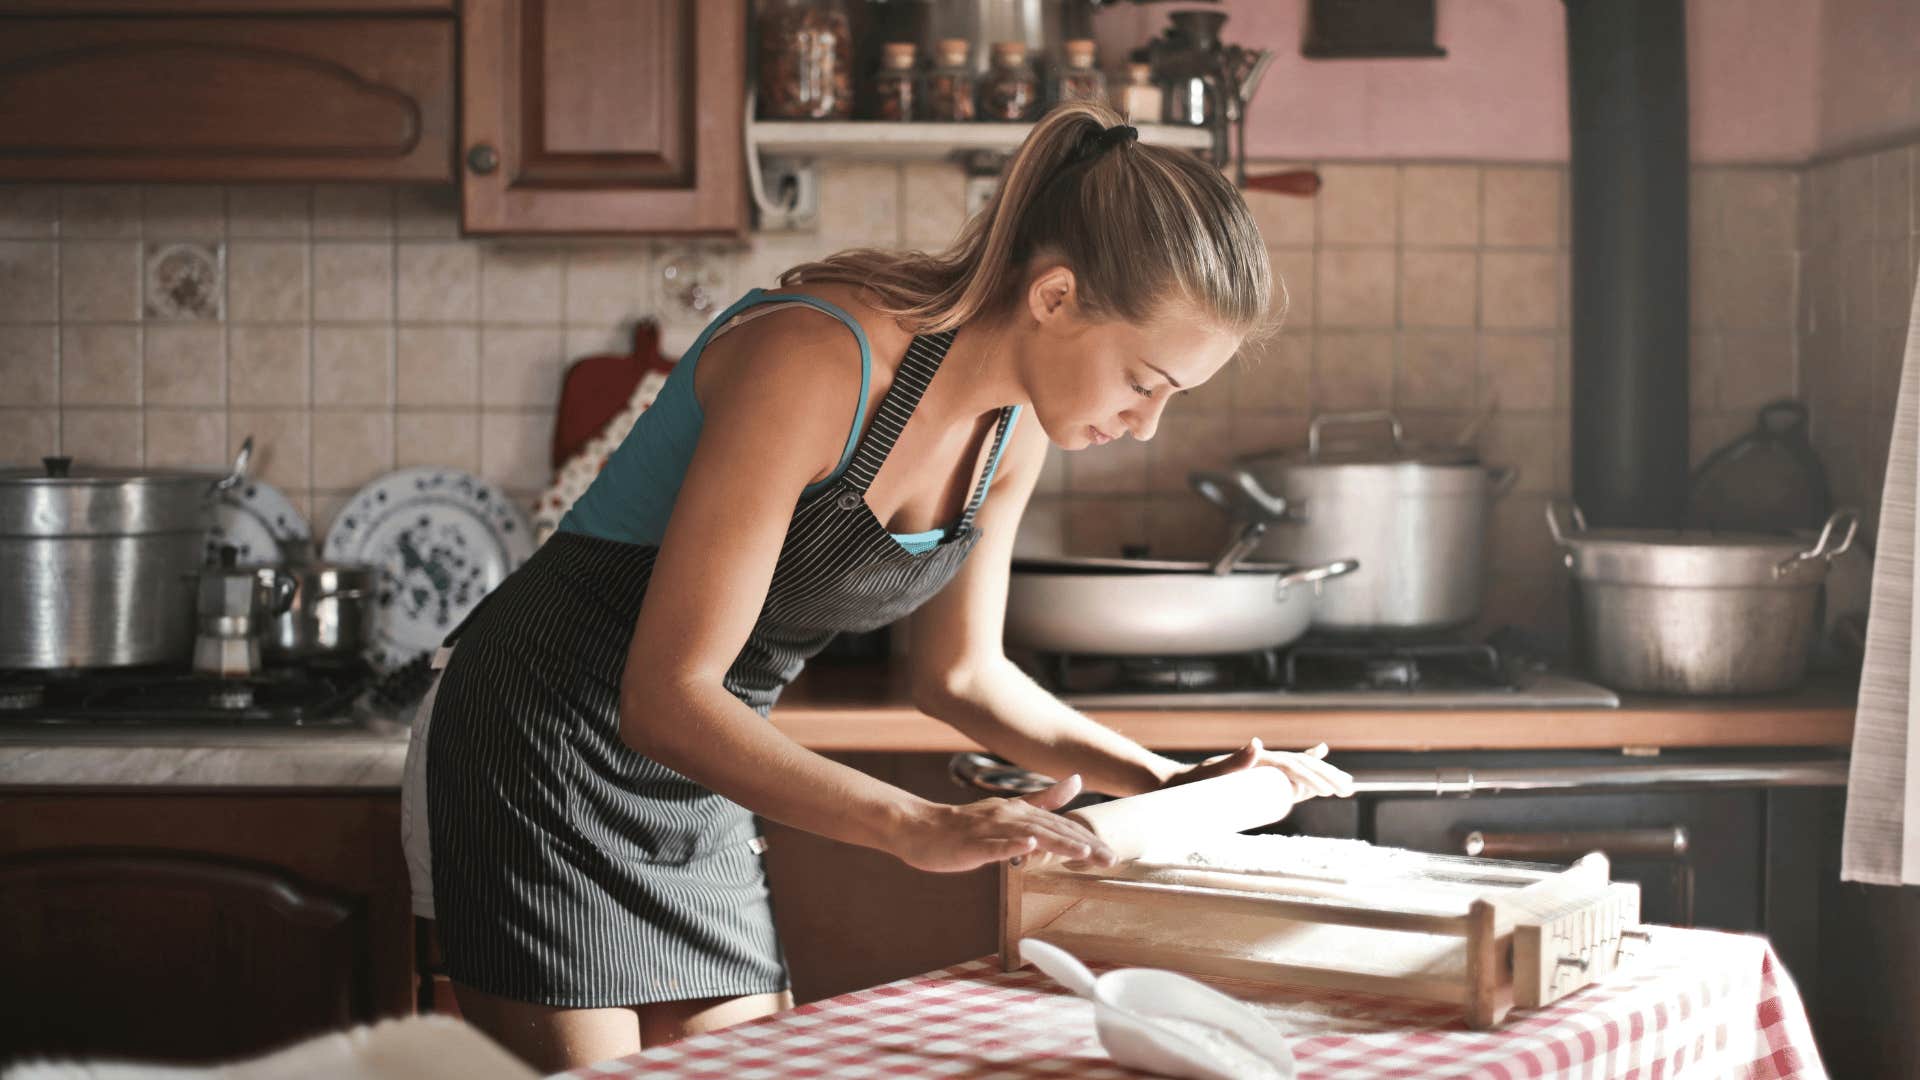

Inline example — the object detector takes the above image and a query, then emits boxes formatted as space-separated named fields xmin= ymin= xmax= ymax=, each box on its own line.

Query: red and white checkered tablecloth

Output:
xmin=562 ymin=926 xmax=1825 ymax=1080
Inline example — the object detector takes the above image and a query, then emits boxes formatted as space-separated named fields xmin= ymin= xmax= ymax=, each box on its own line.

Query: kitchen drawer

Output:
xmin=0 ymin=16 xmax=455 ymax=182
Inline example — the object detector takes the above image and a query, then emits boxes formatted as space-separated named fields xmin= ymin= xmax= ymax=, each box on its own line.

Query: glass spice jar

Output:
xmin=756 ymin=0 xmax=854 ymax=120
xmin=871 ymin=41 xmax=918 ymax=121
xmin=923 ymin=37 xmax=977 ymax=122
xmin=1056 ymin=38 xmax=1106 ymax=105
xmin=980 ymin=41 xmax=1039 ymax=122
xmin=1120 ymin=60 xmax=1163 ymax=124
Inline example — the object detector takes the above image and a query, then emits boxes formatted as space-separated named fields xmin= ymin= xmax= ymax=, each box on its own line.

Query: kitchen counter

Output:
xmin=771 ymin=664 xmax=1859 ymax=752
xmin=0 ymin=666 xmax=1857 ymax=790
xmin=0 ymin=700 xmax=412 ymax=790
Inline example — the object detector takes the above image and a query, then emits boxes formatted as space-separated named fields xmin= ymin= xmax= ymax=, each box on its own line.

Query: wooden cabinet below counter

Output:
xmin=0 ymin=792 xmax=415 ymax=1063
xmin=0 ymin=14 xmax=455 ymax=182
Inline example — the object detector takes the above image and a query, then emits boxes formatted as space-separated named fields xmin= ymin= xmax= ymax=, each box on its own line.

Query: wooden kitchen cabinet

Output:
xmin=0 ymin=793 xmax=414 ymax=1063
xmin=763 ymin=753 xmax=1000 ymax=1003
xmin=0 ymin=14 xmax=455 ymax=182
xmin=460 ymin=0 xmax=747 ymax=235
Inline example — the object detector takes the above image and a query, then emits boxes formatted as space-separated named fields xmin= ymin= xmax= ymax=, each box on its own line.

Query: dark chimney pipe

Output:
xmin=1564 ymin=0 xmax=1691 ymax=527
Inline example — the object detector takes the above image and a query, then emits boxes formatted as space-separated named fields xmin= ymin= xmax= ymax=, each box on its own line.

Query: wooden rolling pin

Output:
xmin=1045 ymin=767 xmax=1296 ymax=868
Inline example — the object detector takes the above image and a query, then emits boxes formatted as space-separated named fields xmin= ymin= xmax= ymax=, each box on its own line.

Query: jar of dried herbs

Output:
xmin=757 ymin=0 xmax=854 ymax=120
xmin=871 ymin=41 xmax=918 ymax=121
xmin=923 ymin=37 xmax=977 ymax=122
xmin=1055 ymin=38 xmax=1106 ymax=104
xmin=980 ymin=41 xmax=1038 ymax=122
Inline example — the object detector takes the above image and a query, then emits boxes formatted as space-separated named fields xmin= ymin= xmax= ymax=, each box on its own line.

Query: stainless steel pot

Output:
xmin=1005 ymin=555 xmax=1358 ymax=655
xmin=1547 ymin=503 xmax=1859 ymax=695
xmin=0 ymin=456 xmax=220 ymax=669
xmin=262 ymin=560 xmax=376 ymax=663
xmin=1236 ymin=412 xmax=1517 ymax=634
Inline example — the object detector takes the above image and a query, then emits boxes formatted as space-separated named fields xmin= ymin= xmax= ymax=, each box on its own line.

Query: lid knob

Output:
xmin=42 ymin=456 xmax=72 ymax=478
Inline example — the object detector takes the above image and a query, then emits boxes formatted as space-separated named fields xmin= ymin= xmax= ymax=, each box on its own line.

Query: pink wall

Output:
xmin=1095 ymin=0 xmax=1821 ymax=164
xmin=1817 ymin=0 xmax=1920 ymax=155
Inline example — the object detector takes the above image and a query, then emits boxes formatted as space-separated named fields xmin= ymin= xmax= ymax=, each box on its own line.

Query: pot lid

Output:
xmin=0 ymin=455 xmax=220 ymax=537
xmin=0 ymin=455 xmax=221 ymax=487
xmin=1248 ymin=411 xmax=1481 ymax=467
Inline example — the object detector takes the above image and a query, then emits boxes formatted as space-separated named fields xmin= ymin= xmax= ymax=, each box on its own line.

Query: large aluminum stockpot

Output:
xmin=1005 ymin=555 xmax=1358 ymax=656
xmin=1547 ymin=503 xmax=1859 ymax=695
xmin=1236 ymin=412 xmax=1516 ymax=635
xmin=0 ymin=456 xmax=219 ymax=669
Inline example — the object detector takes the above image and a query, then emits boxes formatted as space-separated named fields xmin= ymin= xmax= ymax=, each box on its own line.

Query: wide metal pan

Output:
xmin=1005 ymin=556 xmax=1359 ymax=656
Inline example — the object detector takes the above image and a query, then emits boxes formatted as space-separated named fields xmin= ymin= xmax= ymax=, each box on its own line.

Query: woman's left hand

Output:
xmin=1164 ymin=738 xmax=1355 ymax=800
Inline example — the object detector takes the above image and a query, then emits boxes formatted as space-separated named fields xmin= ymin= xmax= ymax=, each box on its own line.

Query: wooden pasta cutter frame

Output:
xmin=1001 ymin=846 xmax=1645 ymax=1030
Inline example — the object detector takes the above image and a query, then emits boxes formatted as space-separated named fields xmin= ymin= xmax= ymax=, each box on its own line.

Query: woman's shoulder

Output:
xmin=697 ymin=284 xmax=911 ymax=399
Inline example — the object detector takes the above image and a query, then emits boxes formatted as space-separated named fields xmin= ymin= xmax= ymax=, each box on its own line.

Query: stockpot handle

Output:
xmin=1774 ymin=508 xmax=1860 ymax=579
xmin=1274 ymin=557 xmax=1359 ymax=595
xmin=1308 ymin=411 xmax=1403 ymax=462
xmin=212 ymin=435 xmax=253 ymax=496
xmin=1544 ymin=500 xmax=1589 ymax=546
xmin=949 ymin=752 xmax=1057 ymax=796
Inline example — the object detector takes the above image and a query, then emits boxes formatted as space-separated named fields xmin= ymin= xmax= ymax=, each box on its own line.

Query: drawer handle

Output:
xmin=1461 ymin=826 xmax=1689 ymax=861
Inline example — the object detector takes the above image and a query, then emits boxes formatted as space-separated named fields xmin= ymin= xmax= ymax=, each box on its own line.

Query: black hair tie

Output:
xmin=1094 ymin=123 xmax=1139 ymax=153
xmin=1070 ymin=123 xmax=1139 ymax=166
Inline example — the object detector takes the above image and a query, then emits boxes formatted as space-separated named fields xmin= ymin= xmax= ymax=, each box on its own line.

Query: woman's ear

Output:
xmin=1025 ymin=263 xmax=1077 ymax=327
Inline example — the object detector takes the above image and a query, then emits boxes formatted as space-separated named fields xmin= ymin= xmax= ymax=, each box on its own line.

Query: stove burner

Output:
xmin=209 ymin=685 xmax=257 ymax=710
xmin=0 ymin=662 xmax=371 ymax=727
xmin=0 ymin=681 xmax=47 ymax=711
xmin=1282 ymin=640 xmax=1507 ymax=692
xmin=1032 ymin=639 xmax=1517 ymax=697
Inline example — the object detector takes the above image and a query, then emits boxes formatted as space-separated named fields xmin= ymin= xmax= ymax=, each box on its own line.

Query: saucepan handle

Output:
xmin=1273 ymin=557 xmax=1359 ymax=596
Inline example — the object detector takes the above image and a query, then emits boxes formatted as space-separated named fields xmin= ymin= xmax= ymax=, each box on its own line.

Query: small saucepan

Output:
xmin=1005 ymin=556 xmax=1359 ymax=657
xmin=259 ymin=559 xmax=378 ymax=664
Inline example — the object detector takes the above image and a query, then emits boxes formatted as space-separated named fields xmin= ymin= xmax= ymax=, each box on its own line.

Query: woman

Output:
xmin=400 ymin=101 xmax=1354 ymax=1072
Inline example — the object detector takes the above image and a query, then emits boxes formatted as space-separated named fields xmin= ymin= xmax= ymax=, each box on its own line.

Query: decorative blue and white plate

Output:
xmin=206 ymin=477 xmax=311 ymax=566
xmin=322 ymin=467 xmax=535 ymax=671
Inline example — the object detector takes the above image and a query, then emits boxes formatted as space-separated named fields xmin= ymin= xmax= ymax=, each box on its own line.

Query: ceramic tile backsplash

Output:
xmin=0 ymin=161 xmax=1810 ymax=649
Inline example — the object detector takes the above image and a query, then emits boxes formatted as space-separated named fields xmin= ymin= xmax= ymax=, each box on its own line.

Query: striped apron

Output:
xmin=411 ymin=326 xmax=1016 ymax=1007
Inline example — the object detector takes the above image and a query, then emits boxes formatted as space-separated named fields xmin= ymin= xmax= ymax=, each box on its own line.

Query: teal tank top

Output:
xmin=558 ymin=288 xmax=1020 ymax=555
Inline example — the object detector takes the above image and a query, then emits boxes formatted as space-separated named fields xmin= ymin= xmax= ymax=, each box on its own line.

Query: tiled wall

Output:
xmin=0 ymin=157 xmax=1805 ymax=643
xmin=1801 ymin=141 xmax=1920 ymax=541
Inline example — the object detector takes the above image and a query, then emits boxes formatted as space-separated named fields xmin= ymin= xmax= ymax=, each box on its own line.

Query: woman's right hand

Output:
xmin=890 ymin=774 xmax=1118 ymax=873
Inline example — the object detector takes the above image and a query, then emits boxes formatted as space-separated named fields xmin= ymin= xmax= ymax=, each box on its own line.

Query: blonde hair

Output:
xmin=781 ymin=101 xmax=1278 ymax=341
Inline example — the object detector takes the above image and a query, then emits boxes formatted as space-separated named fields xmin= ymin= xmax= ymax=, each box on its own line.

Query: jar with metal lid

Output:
xmin=756 ymin=0 xmax=854 ymax=120
xmin=871 ymin=41 xmax=918 ymax=121
xmin=1055 ymin=38 xmax=1106 ymax=105
xmin=980 ymin=41 xmax=1038 ymax=122
xmin=0 ymin=456 xmax=220 ymax=668
xmin=924 ymin=37 xmax=976 ymax=122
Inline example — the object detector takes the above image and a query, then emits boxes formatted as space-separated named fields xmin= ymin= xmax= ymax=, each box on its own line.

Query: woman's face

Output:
xmin=1019 ymin=268 xmax=1242 ymax=450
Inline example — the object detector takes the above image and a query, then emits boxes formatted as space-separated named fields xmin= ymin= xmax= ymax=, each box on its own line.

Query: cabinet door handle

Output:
xmin=1460 ymin=826 xmax=1690 ymax=861
xmin=466 ymin=143 xmax=500 ymax=175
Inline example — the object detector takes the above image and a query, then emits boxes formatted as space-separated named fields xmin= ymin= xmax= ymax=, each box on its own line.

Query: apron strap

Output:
xmin=956 ymin=405 xmax=1021 ymax=532
xmin=838 ymin=329 xmax=957 ymax=494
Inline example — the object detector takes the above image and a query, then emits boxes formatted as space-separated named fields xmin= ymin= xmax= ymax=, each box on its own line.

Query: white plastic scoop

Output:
xmin=1020 ymin=938 xmax=1296 ymax=1080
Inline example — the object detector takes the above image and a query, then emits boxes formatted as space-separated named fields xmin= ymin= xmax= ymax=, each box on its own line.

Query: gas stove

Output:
xmin=1027 ymin=637 xmax=1620 ymax=709
xmin=0 ymin=661 xmax=376 ymax=727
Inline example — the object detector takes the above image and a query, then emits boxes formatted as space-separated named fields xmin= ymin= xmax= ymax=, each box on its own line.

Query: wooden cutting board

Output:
xmin=551 ymin=321 xmax=673 ymax=470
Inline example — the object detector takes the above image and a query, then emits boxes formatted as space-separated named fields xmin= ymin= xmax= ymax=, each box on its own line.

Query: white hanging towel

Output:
xmin=1843 ymin=275 xmax=1920 ymax=885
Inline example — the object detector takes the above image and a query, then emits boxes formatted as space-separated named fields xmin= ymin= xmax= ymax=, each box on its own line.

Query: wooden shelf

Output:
xmin=748 ymin=119 xmax=1212 ymax=161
